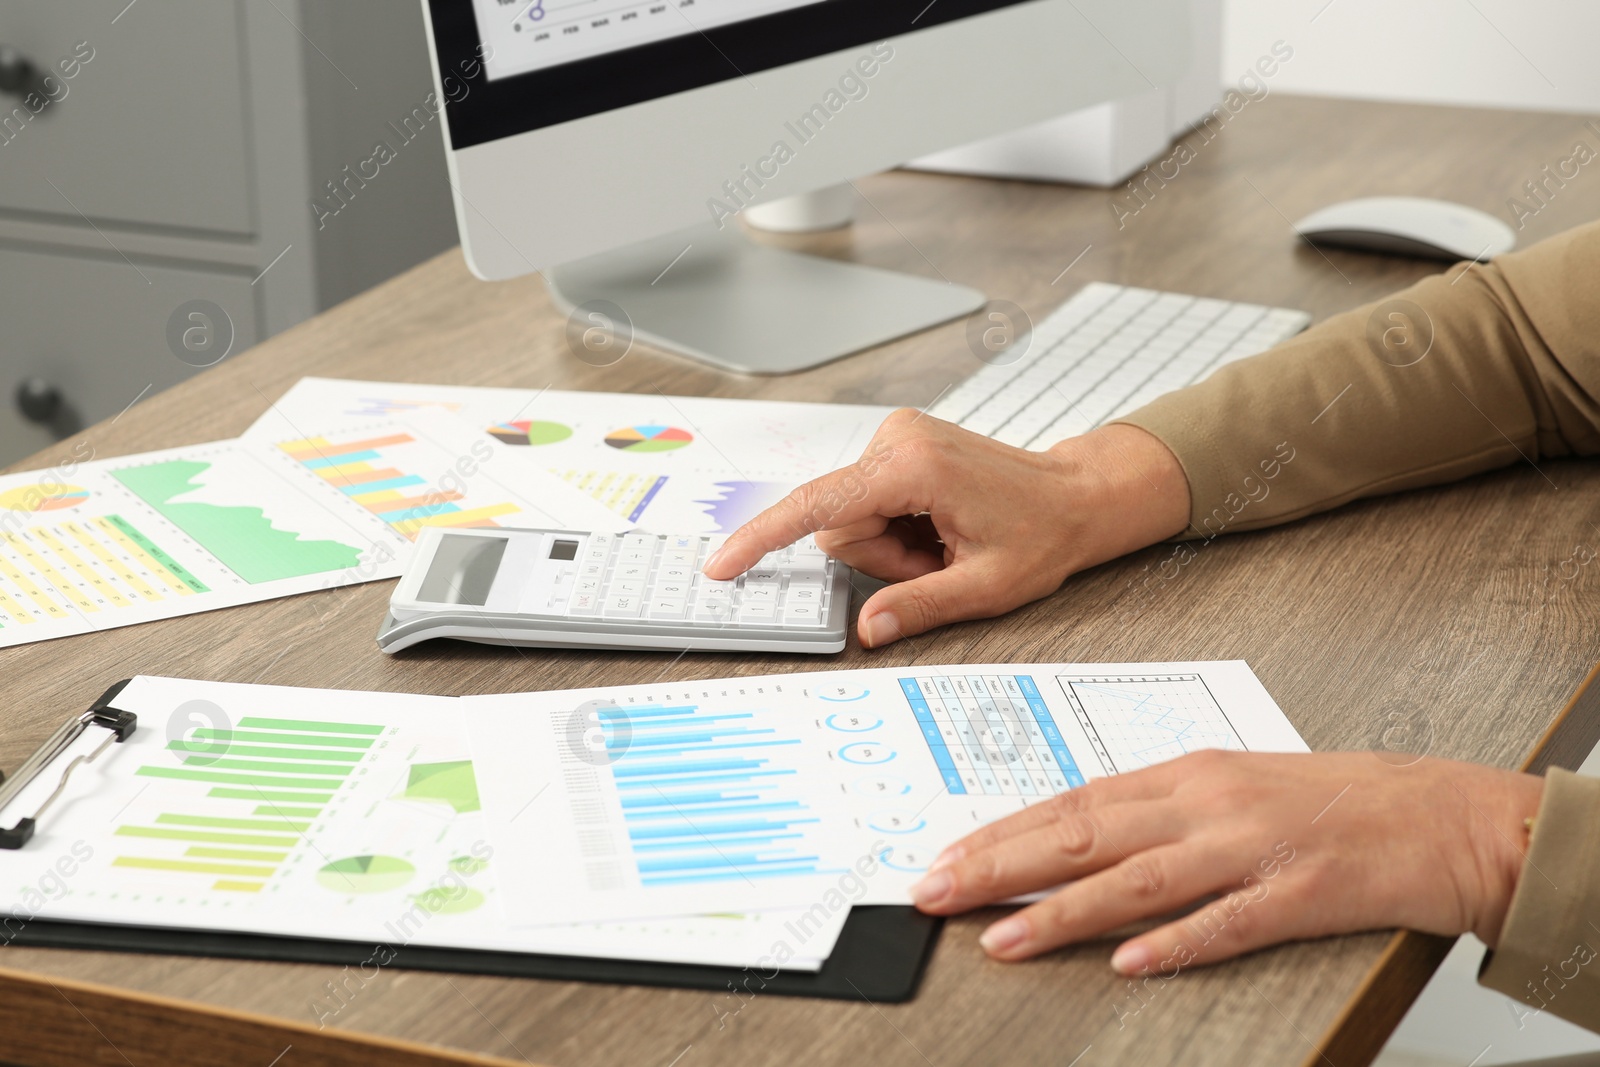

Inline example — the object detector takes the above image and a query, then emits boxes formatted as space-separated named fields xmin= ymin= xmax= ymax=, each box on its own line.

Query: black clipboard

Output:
xmin=0 ymin=682 xmax=942 ymax=1002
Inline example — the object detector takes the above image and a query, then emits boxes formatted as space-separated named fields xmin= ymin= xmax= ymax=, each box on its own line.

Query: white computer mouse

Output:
xmin=1293 ymin=196 xmax=1516 ymax=262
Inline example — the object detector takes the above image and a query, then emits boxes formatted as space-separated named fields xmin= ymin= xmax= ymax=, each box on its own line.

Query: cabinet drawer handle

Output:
xmin=15 ymin=378 xmax=81 ymax=440
xmin=0 ymin=45 xmax=51 ymax=107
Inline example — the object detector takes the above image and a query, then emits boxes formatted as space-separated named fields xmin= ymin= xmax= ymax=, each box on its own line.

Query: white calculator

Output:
xmin=378 ymin=527 xmax=853 ymax=654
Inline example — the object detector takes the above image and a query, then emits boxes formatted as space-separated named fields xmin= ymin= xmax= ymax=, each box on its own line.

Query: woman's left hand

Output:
xmin=907 ymin=750 xmax=1543 ymax=973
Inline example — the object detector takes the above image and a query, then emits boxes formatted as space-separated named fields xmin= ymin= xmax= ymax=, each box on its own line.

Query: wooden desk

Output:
xmin=3 ymin=95 xmax=1600 ymax=1067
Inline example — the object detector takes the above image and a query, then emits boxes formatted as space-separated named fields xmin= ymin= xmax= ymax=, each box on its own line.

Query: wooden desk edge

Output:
xmin=1305 ymin=658 xmax=1600 ymax=1067
xmin=0 ymin=962 xmax=536 ymax=1067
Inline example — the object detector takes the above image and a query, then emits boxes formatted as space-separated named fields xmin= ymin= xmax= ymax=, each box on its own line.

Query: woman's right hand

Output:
xmin=703 ymin=409 xmax=1191 ymax=647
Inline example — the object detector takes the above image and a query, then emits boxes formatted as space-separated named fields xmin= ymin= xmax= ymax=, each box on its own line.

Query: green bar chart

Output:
xmin=114 ymin=715 xmax=386 ymax=894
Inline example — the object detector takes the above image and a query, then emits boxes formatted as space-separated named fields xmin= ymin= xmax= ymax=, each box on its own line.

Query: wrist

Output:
xmin=1048 ymin=425 xmax=1191 ymax=560
xmin=1468 ymin=767 xmax=1546 ymax=947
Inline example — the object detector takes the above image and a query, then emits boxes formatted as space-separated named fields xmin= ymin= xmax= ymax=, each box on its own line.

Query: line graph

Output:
xmin=1055 ymin=674 xmax=1244 ymax=773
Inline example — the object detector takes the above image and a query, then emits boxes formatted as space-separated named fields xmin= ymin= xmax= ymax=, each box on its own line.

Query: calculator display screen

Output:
xmin=418 ymin=534 xmax=509 ymax=606
xmin=549 ymin=539 xmax=579 ymax=561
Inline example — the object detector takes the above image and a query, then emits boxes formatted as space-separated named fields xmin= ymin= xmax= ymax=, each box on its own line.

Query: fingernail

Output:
xmin=861 ymin=611 xmax=900 ymax=648
xmin=1111 ymin=943 xmax=1151 ymax=975
xmin=702 ymin=548 xmax=725 ymax=574
xmin=929 ymin=846 xmax=963 ymax=873
xmin=980 ymin=916 xmax=1028 ymax=954
xmin=908 ymin=870 xmax=952 ymax=907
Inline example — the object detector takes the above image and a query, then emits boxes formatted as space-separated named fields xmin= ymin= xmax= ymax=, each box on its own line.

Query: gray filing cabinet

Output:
xmin=0 ymin=0 xmax=459 ymax=464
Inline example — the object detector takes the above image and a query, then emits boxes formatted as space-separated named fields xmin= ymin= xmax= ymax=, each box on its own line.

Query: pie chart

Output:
xmin=486 ymin=419 xmax=572 ymax=446
xmin=316 ymin=854 xmax=415 ymax=894
xmin=0 ymin=484 xmax=90 ymax=512
xmin=604 ymin=425 xmax=693 ymax=452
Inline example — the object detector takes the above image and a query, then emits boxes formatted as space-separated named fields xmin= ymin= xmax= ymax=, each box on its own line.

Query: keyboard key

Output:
xmin=694 ymin=601 xmax=735 ymax=622
xmin=740 ymin=585 xmax=777 ymax=603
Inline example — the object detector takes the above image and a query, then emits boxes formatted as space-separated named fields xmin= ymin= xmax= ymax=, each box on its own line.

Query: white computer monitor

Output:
xmin=421 ymin=0 xmax=1190 ymax=373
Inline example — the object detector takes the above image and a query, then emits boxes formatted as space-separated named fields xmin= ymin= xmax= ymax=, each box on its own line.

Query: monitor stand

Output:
xmin=543 ymin=188 xmax=986 ymax=375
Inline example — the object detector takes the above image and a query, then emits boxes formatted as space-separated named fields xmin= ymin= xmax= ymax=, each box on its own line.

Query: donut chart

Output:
xmin=604 ymin=424 xmax=693 ymax=452
xmin=486 ymin=419 xmax=572 ymax=446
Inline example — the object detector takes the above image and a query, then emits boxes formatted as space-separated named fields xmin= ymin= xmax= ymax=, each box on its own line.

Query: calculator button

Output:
xmin=782 ymin=602 xmax=822 ymax=625
xmin=648 ymin=598 xmax=688 ymax=620
xmin=654 ymin=582 xmax=691 ymax=598
xmin=738 ymin=601 xmax=777 ymax=623
xmin=746 ymin=567 xmax=781 ymax=583
xmin=694 ymin=601 xmax=734 ymax=622
xmin=621 ymin=533 xmax=655 ymax=550
xmin=615 ymin=564 xmax=648 ymax=582
xmin=610 ymin=579 xmax=646 ymax=596
xmin=787 ymin=585 xmax=820 ymax=603
xmin=661 ymin=549 xmax=697 ymax=566
xmin=575 ymin=577 xmax=601 ymax=594
xmin=618 ymin=549 xmax=652 ymax=564
xmin=698 ymin=579 xmax=736 ymax=598
xmin=580 ymin=561 xmax=606 ymax=579
xmin=569 ymin=592 xmax=599 ymax=615
xmin=603 ymin=594 xmax=642 ymax=618
xmin=740 ymin=585 xmax=777 ymax=603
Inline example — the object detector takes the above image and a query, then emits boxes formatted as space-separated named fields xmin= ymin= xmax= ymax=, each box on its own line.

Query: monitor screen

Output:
xmin=429 ymin=0 xmax=1037 ymax=149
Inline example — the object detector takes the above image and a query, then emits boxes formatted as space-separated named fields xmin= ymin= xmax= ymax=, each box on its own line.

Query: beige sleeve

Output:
xmin=1113 ymin=220 xmax=1600 ymax=537
xmin=1479 ymin=768 xmax=1600 ymax=1031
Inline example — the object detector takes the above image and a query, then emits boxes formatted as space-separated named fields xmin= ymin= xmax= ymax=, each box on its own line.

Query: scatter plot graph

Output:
xmin=1055 ymin=674 xmax=1244 ymax=773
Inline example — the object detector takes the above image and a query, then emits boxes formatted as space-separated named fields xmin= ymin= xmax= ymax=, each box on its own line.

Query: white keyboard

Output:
xmin=929 ymin=283 xmax=1311 ymax=449
xmin=381 ymin=527 xmax=852 ymax=654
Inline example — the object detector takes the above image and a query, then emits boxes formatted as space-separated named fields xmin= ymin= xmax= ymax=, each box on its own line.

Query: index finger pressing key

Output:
xmin=702 ymin=457 xmax=913 ymax=580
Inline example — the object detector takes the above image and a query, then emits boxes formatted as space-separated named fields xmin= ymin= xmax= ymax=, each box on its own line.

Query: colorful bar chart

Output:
xmin=597 ymin=703 xmax=833 ymax=887
xmin=277 ymin=432 xmax=519 ymax=538
xmin=117 ymin=716 xmax=384 ymax=894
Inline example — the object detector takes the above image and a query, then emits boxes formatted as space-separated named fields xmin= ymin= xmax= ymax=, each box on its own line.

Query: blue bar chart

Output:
xmin=597 ymin=702 xmax=836 ymax=887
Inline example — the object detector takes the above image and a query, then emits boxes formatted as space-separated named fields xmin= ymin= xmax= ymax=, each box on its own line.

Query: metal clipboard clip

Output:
xmin=0 ymin=680 xmax=138 ymax=849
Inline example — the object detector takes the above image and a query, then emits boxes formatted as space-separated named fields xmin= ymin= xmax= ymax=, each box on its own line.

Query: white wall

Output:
xmin=1223 ymin=0 xmax=1600 ymax=114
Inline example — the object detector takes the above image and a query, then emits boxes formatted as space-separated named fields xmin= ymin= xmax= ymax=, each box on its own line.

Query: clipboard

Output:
xmin=0 ymin=681 xmax=941 ymax=1003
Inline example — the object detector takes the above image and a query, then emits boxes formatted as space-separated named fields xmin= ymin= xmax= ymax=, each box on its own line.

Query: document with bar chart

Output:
xmin=464 ymin=661 xmax=1307 ymax=921
xmin=0 ymin=677 xmax=842 ymax=969
xmin=245 ymin=378 xmax=897 ymax=534
xmin=0 ymin=415 xmax=618 ymax=648
xmin=467 ymin=677 xmax=868 ymax=925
